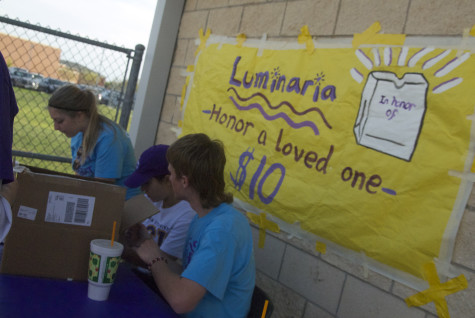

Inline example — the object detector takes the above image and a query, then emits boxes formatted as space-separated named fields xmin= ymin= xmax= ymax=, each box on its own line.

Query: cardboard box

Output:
xmin=1 ymin=168 xmax=126 ymax=281
xmin=118 ymin=194 xmax=159 ymax=249
xmin=121 ymin=194 xmax=159 ymax=232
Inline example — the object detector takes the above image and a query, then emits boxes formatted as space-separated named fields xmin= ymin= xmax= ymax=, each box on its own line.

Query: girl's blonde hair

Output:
xmin=48 ymin=84 xmax=117 ymax=163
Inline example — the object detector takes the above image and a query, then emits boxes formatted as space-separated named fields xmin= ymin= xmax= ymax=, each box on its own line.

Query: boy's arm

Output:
xmin=135 ymin=238 xmax=206 ymax=314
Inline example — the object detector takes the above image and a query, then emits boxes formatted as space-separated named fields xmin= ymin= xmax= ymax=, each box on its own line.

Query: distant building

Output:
xmin=0 ymin=32 xmax=61 ymax=79
xmin=0 ymin=32 xmax=105 ymax=86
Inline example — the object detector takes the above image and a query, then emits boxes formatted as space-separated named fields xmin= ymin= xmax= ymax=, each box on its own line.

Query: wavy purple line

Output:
xmin=227 ymin=87 xmax=332 ymax=129
xmin=229 ymin=96 xmax=320 ymax=135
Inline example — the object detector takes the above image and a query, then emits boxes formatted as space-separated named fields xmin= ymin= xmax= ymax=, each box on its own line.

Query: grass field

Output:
xmin=12 ymin=87 xmax=122 ymax=174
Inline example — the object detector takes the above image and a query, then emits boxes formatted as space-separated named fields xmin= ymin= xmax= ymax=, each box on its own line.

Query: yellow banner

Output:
xmin=181 ymin=40 xmax=475 ymax=281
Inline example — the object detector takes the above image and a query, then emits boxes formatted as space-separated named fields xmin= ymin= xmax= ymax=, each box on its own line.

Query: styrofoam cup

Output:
xmin=87 ymin=239 xmax=124 ymax=301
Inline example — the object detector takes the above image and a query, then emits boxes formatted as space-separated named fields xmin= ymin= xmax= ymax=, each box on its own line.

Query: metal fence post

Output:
xmin=120 ymin=44 xmax=145 ymax=130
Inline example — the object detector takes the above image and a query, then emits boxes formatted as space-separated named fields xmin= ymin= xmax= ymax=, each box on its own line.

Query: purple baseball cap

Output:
xmin=124 ymin=144 xmax=170 ymax=188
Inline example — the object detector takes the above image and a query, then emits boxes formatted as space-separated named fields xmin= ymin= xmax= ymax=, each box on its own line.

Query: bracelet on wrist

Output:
xmin=147 ymin=256 xmax=168 ymax=270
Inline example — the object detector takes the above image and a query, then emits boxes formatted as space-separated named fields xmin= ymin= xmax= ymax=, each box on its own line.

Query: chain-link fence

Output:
xmin=0 ymin=16 xmax=144 ymax=173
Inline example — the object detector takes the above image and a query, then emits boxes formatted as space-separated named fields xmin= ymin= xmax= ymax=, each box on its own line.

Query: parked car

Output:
xmin=8 ymin=66 xmax=28 ymax=74
xmin=37 ymin=77 xmax=67 ymax=94
xmin=78 ymin=84 xmax=104 ymax=100
xmin=9 ymin=69 xmax=37 ymax=89
xmin=98 ymin=89 xmax=122 ymax=107
xmin=30 ymin=73 xmax=45 ymax=90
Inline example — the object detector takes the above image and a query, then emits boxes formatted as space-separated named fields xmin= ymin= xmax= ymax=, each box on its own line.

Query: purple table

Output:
xmin=0 ymin=263 xmax=179 ymax=318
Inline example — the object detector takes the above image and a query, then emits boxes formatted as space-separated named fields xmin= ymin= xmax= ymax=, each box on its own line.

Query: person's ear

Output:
xmin=181 ymin=175 xmax=190 ymax=188
xmin=75 ymin=111 xmax=87 ymax=120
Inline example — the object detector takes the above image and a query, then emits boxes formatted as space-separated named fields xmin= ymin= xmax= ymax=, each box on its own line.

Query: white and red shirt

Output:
xmin=142 ymin=199 xmax=195 ymax=259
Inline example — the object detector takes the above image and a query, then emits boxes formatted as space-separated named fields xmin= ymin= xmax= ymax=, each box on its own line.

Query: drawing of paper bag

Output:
xmin=354 ymin=71 xmax=428 ymax=161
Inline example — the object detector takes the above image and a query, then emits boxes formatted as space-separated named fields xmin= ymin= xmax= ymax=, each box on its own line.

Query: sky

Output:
xmin=0 ymin=0 xmax=157 ymax=49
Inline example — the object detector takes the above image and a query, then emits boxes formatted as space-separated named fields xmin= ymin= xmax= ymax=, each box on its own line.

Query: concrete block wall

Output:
xmin=156 ymin=0 xmax=475 ymax=317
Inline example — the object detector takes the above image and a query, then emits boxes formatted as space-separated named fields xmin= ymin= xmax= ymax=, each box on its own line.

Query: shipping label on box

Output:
xmin=45 ymin=191 xmax=95 ymax=226
xmin=17 ymin=205 xmax=37 ymax=221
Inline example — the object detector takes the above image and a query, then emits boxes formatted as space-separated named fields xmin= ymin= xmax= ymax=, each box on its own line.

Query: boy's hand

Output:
xmin=123 ymin=223 xmax=151 ymax=248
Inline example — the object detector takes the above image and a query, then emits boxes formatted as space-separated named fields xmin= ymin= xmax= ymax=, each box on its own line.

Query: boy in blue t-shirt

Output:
xmin=128 ymin=133 xmax=255 ymax=317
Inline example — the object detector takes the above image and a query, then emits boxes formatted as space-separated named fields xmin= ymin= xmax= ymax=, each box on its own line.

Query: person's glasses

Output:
xmin=73 ymin=146 xmax=83 ymax=171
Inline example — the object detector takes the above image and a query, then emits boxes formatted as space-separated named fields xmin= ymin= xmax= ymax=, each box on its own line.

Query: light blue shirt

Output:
xmin=182 ymin=203 xmax=255 ymax=318
xmin=71 ymin=122 xmax=140 ymax=200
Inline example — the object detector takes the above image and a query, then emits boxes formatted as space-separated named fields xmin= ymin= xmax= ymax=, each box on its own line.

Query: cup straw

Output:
xmin=261 ymin=300 xmax=269 ymax=318
xmin=261 ymin=299 xmax=269 ymax=318
xmin=111 ymin=221 xmax=117 ymax=247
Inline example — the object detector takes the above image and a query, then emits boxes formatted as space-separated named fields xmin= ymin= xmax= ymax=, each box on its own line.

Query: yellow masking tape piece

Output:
xmin=177 ymin=120 xmax=183 ymax=128
xmin=470 ymin=24 xmax=475 ymax=36
xmin=180 ymin=66 xmax=195 ymax=109
xmin=360 ymin=251 xmax=369 ymax=278
xmin=257 ymin=33 xmax=267 ymax=57
xmin=315 ymin=241 xmax=326 ymax=254
xmin=468 ymin=113 xmax=475 ymax=172
xmin=195 ymin=28 xmax=211 ymax=56
xmin=457 ymin=28 xmax=470 ymax=57
xmin=236 ymin=33 xmax=247 ymax=47
xmin=352 ymin=22 xmax=406 ymax=48
xmin=448 ymin=170 xmax=475 ymax=182
xmin=247 ymin=212 xmax=261 ymax=225
xmin=298 ymin=25 xmax=314 ymax=54
xmin=180 ymin=76 xmax=190 ymax=109
xmin=405 ymin=262 xmax=468 ymax=318
xmin=247 ymin=212 xmax=280 ymax=248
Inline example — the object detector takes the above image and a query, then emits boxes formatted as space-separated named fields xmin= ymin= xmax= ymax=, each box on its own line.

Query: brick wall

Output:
xmin=157 ymin=1 xmax=475 ymax=317
xmin=0 ymin=33 xmax=61 ymax=77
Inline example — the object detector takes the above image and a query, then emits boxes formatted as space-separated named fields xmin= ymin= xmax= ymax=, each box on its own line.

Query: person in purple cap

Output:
xmin=124 ymin=144 xmax=195 ymax=262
